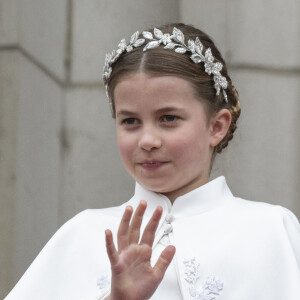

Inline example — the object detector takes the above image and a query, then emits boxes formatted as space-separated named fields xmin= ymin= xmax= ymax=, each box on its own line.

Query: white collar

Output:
xmin=128 ymin=176 xmax=233 ymax=219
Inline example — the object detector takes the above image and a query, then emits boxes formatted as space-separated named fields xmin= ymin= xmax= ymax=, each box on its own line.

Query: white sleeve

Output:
xmin=5 ymin=210 xmax=114 ymax=300
xmin=276 ymin=205 xmax=300 ymax=267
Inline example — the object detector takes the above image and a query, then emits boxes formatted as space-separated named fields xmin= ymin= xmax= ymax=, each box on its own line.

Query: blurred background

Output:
xmin=1 ymin=0 xmax=299 ymax=297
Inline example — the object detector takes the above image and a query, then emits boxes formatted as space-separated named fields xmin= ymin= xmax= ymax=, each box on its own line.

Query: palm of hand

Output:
xmin=105 ymin=201 xmax=175 ymax=300
xmin=112 ymin=244 xmax=159 ymax=299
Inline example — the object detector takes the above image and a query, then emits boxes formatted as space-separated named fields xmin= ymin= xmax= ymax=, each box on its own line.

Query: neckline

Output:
xmin=130 ymin=176 xmax=233 ymax=218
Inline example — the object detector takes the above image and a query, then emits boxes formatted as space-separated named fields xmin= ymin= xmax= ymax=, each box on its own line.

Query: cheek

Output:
xmin=117 ymin=133 xmax=135 ymax=161
xmin=169 ymin=130 xmax=209 ymax=161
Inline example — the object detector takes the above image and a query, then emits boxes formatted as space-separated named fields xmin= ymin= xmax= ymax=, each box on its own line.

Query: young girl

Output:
xmin=6 ymin=23 xmax=300 ymax=300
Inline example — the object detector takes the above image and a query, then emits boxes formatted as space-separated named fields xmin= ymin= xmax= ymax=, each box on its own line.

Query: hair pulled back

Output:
xmin=106 ymin=23 xmax=241 ymax=153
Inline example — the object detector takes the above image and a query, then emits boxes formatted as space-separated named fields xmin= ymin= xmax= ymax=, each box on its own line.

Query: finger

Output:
xmin=153 ymin=245 xmax=176 ymax=281
xmin=128 ymin=200 xmax=147 ymax=244
xmin=117 ymin=205 xmax=133 ymax=251
xmin=105 ymin=229 xmax=118 ymax=265
xmin=140 ymin=206 xmax=163 ymax=247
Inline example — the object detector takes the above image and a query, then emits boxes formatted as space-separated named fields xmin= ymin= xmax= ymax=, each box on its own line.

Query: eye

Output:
xmin=160 ymin=115 xmax=180 ymax=123
xmin=121 ymin=118 xmax=139 ymax=126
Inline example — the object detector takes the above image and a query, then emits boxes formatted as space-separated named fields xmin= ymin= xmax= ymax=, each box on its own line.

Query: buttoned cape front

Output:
xmin=5 ymin=177 xmax=300 ymax=300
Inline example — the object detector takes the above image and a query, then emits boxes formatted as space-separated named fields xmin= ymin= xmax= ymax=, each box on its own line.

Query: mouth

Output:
xmin=139 ymin=160 xmax=168 ymax=170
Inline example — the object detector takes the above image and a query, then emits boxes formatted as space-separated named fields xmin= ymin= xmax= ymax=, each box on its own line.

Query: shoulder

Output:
xmin=41 ymin=203 xmax=130 ymax=252
xmin=69 ymin=205 xmax=126 ymax=224
xmin=56 ymin=204 xmax=128 ymax=237
xmin=228 ymin=196 xmax=300 ymax=238
xmin=231 ymin=196 xmax=299 ymax=222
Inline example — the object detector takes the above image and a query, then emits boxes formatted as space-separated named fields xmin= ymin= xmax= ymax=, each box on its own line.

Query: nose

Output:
xmin=138 ymin=129 xmax=162 ymax=151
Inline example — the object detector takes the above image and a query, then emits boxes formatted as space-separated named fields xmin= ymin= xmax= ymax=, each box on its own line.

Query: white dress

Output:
xmin=5 ymin=176 xmax=300 ymax=300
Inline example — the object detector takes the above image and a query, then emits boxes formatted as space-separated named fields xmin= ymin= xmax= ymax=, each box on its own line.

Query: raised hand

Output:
xmin=105 ymin=200 xmax=176 ymax=300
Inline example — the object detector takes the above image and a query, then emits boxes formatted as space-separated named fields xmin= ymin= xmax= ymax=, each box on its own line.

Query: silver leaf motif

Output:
xmin=164 ymin=42 xmax=176 ymax=49
xmin=212 ymin=62 xmax=223 ymax=74
xmin=219 ymin=76 xmax=227 ymax=88
xmin=188 ymin=40 xmax=195 ymax=52
xmin=205 ymin=62 xmax=214 ymax=75
xmin=175 ymin=47 xmax=187 ymax=54
xmin=142 ymin=31 xmax=153 ymax=39
xmin=223 ymin=91 xmax=228 ymax=102
xmin=191 ymin=54 xmax=202 ymax=64
xmin=154 ymin=28 xmax=164 ymax=39
xmin=205 ymin=48 xmax=214 ymax=63
xmin=116 ymin=48 xmax=122 ymax=55
xmin=118 ymin=39 xmax=127 ymax=51
xmin=126 ymin=45 xmax=133 ymax=52
xmin=133 ymin=38 xmax=145 ymax=47
xmin=161 ymin=33 xmax=172 ymax=45
xmin=215 ymin=84 xmax=221 ymax=95
xmin=195 ymin=37 xmax=203 ymax=53
xmin=143 ymin=41 xmax=160 ymax=51
xmin=130 ymin=31 xmax=139 ymax=44
xmin=172 ymin=27 xmax=185 ymax=43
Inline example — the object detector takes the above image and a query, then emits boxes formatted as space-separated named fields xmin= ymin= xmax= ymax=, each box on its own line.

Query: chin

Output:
xmin=137 ymin=179 xmax=175 ymax=194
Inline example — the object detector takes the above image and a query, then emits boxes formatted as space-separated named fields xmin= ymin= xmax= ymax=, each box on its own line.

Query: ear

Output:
xmin=209 ymin=109 xmax=232 ymax=148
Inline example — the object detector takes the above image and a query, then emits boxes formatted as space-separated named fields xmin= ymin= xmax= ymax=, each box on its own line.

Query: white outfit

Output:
xmin=6 ymin=176 xmax=300 ymax=300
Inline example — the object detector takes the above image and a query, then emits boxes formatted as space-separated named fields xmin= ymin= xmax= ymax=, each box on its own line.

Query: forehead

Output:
xmin=114 ymin=72 xmax=199 ymax=109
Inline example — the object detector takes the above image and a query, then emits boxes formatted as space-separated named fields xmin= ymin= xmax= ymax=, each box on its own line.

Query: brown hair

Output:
xmin=106 ymin=23 xmax=241 ymax=154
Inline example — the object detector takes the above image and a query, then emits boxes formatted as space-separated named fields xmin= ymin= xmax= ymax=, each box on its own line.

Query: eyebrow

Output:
xmin=116 ymin=110 xmax=137 ymax=118
xmin=116 ymin=107 xmax=184 ymax=118
xmin=155 ymin=107 xmax=184 ymax=114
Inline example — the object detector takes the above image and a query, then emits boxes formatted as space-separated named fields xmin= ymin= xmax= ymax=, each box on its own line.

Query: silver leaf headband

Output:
xmin=103 ymin=27 xmax=228 ymax=113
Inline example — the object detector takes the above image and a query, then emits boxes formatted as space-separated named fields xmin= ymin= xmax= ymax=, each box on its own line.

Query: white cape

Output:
xmin=6 ymin=176 xmax=300 ymax=299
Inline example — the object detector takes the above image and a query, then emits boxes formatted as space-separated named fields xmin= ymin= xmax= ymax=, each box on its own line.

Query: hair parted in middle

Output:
xmin=105 ymin=23 xmax=241 ymax=154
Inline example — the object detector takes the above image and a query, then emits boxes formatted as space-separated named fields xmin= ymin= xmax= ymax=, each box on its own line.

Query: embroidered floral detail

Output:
xmin=184 ymin=258 xmax=201 ymax=285
xmin=97 ymin=274 xmax=111 ymax=289
xmin=183 ymin=258 xmax=223 ymax=300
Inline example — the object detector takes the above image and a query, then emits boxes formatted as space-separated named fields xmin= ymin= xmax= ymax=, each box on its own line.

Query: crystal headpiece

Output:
xmin=103 ymin=27 xmax=228 ymax=112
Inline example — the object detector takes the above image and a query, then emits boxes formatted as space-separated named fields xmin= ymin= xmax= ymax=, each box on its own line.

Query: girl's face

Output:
xmin=114 ymin=72 xmax=217 ymax=202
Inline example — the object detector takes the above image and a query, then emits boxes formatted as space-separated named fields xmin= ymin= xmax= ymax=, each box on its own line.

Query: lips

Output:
xmin=139 ymin=160 xmax=167 ymax=170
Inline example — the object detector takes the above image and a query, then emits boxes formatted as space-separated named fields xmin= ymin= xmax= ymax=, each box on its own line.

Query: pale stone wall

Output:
xmin=0 ymin=0 xmax=19 ymax=296
xmin=1 ymin=0 xmax=299 ymax=297
xmin=0 ymin=0 xmax=18 ymax=45
xmin=180 ymin=0 xmax=300 ymax=215
xmin=0 ymin=0 xmax=179 ymax=297
xmin=0 ymin=50 xmax=19 ymax=299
